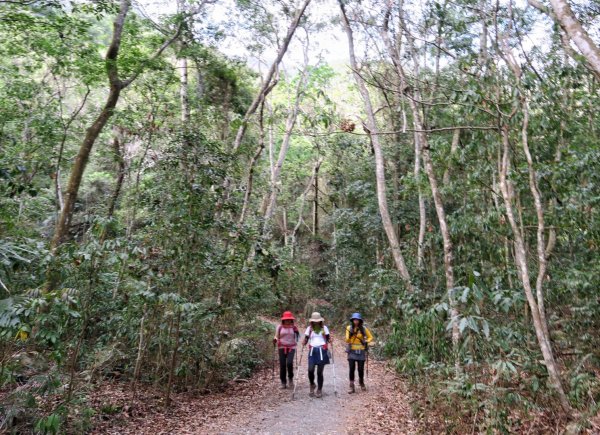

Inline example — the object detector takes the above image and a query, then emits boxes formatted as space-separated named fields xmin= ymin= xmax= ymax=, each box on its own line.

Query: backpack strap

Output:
xmin=349 ymin=323 xmax=368 ymax=348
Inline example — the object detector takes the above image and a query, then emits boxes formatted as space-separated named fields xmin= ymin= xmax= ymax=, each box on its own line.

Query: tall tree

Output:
xmin=381 ymin=4 xmax=460 ymax=371
xmin=49 ymin=0 xmax=197 ymax=253
xmin=338 ymin=0 xmax=413 ymax=291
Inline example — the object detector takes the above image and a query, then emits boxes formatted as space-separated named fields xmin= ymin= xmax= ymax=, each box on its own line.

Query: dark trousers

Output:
xmin=349 ymin=359 xmax=365 ymax=383
xmin=279 ymin=348 xmax=295 ymax=384
xmin=308 ymin=363 xmax=325 ymax=389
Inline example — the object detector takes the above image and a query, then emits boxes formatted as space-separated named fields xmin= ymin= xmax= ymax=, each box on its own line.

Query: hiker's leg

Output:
xmin=308 ymin=362 xmax=316 ymax=385
xmin=278 ymin=349 xmax=287 ymax=384
xmin=286 ymin=349 xmax=295 ymax=380
xmin=357 ymin=360 xmax=365 ymax=383
xmin=316 ymin=364 xmax=325 ymax=389
xmin=348 ymin=359 xmax=356 ymax=381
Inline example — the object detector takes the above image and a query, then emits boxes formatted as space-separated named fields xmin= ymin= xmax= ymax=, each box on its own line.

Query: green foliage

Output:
xmin=1 ymin=0 xmax=600 ymax=432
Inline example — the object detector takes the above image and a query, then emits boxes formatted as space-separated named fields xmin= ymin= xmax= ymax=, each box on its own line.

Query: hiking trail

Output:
xmin=91 ymin=322 xmax=422 ymax=434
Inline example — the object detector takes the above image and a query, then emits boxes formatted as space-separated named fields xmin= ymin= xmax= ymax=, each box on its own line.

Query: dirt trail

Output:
xmin=217 ymin=337 xmax=366 ymax=435
xmin=92 ymin=329 xmax=421 ymax=434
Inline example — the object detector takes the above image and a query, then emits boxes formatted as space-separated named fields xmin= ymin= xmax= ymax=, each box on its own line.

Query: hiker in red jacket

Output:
xmin=273 ymin=311 xmax=300 ymax=389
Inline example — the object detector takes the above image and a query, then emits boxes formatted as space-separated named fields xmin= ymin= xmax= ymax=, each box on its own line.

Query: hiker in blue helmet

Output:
xmin=345 ymin=312 xmax=373 ymax=393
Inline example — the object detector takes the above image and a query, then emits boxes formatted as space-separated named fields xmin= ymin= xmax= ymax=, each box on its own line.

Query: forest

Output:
xmin=1 ymin=0 xmax=599 ymax=433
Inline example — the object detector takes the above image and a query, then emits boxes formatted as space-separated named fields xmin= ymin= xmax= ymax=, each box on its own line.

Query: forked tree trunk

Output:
xmin=339 ymin=1 xmax=413 ymax=291
xmin=230 ymin=0 xmax=312 ymax=154
xmin=498 ymin=125 xmax=571 ymax=414
xmin=381 ymin=5 xmax=458 ymax=363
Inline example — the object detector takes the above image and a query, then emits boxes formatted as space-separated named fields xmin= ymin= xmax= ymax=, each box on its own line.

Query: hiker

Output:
xmin=303 ymin=312 xmax=332 ymax=398
xmin=273 ymin=311 xmax=299 ymax=389
xmin=345 ymin=312 xmax=373 ymax=393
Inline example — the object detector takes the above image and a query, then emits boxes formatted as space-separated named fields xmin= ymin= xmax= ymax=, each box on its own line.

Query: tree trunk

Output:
xmin=312 ymin=164 xmax=319 ymax=236
xmin=239 ymin=101 xmax=267 ymax=224
xmin=339 ymin=1 xmax=413 ymax=290
xmin=131 ymin=304 xmax=147 ymax=397
xmin=282 ymin=207 xmax=288 ymax=246
xmin=180 ymin=57 xmax=190 ymax=122
xmin=381 ymin=4 xmax=457 ymax=359
xmin=415 ymin=131 xmax=426 ymax=269
xmin=263 ymin=60 xmax=308 ymax=226
xmin=51 ymin=84 xmax=123 ymax=251
xmin=442 ymin=128 xmax=460 ymax=186
xmin=230 ymin=0 xmax=312 ymax=154
xmin=548 ymin=0 xmax=600 ymax=78
xmin=291 ymin=159 xmax=322 ymax=258
xmin=107 ymin=127 xmax=127 ymax=219
xmin=498 ymin=125 xmax=571 ymax=414
xmin=49 ymin=0 xmax=188 ymax=256
xmin=165 ymin=310 xmax=181 ymax=408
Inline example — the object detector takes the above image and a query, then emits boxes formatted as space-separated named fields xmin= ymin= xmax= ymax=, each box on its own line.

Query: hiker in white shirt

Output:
xmin=302 ymin=312 xmax=332 ymax=398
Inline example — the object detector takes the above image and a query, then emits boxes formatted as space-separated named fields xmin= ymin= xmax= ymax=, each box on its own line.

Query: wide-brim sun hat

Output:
xmin=309 ymin=312 xmax=324 ymax=322
xmin=350 ymin=312 xmax=363 ymax=321
xmin=281 ymin=311 xmax=295 ymax=321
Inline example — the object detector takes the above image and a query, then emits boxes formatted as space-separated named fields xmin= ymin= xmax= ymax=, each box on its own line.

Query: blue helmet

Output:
xmin=350 ymin=312 xmax=363 ymax=321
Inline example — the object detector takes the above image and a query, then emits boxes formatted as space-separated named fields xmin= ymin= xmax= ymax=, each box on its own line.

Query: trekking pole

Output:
xmin=292 ymin=345 xmax=305 ymax=400
xmin=330 ymin=341 xmax=338 ymax=397
xmin=366 ymin=346 xmax=369 ymax=379
xmin=272 ymin=342 xmax=276 ymax=380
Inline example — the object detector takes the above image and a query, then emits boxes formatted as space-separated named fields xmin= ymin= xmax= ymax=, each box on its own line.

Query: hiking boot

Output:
xmin=348 ymin=382 xmax=355 ymax=394
xmin=315 ymin=389 xmax=322 ymax=398
xmin=309 ymin=383 xmax=316 ymax=397
xmin=359 ymin=381 xmax=366 ymax=392
xmin=280 ymin=382 xmax=287 ymax=389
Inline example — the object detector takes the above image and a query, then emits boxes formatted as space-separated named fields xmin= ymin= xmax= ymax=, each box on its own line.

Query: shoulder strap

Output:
xmin=277 ymin=325 xmax=282 ymax=338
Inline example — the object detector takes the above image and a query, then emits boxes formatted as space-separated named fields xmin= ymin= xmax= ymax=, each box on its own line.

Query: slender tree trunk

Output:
xmin=50 ymin=0 xmax=130 ymax=253
xmin=107 ymin=127 xmax=127 ymax=219
xmin=312 ymin=164 xmax=319 ymax=236
xmin=239 ymin=101 xmax=266 ymax=224
xmin=291 ymin=159 xmax=322 ymax=258
xmin=339 ymin=1 xmax=413 ymax=290
xmin=442 ymin=128 xmax=460 ymax=186
xmin=263 ymin=60 xmax=308 ymax=226
xmin=131 ymin=304 xmax=148 ymax=396
xmin=282 ymin=207 xmax=288 ymax=246
xmin=415 ymin=131 xmax=426 ymax=269
xmin=381 ymin=4 xmax=457 ymax=360
xmin=498 ymin=125 xmax=571 ymax=414
xmin=521 ymin=99 xmax=554 ymax=364
xmin=180 ymin=57 xmax=190 ymax=125
xmin=165 ymin=310 xmax=181 ymax=408
xmin=230 ymin=0 xmax=312 ymax=154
